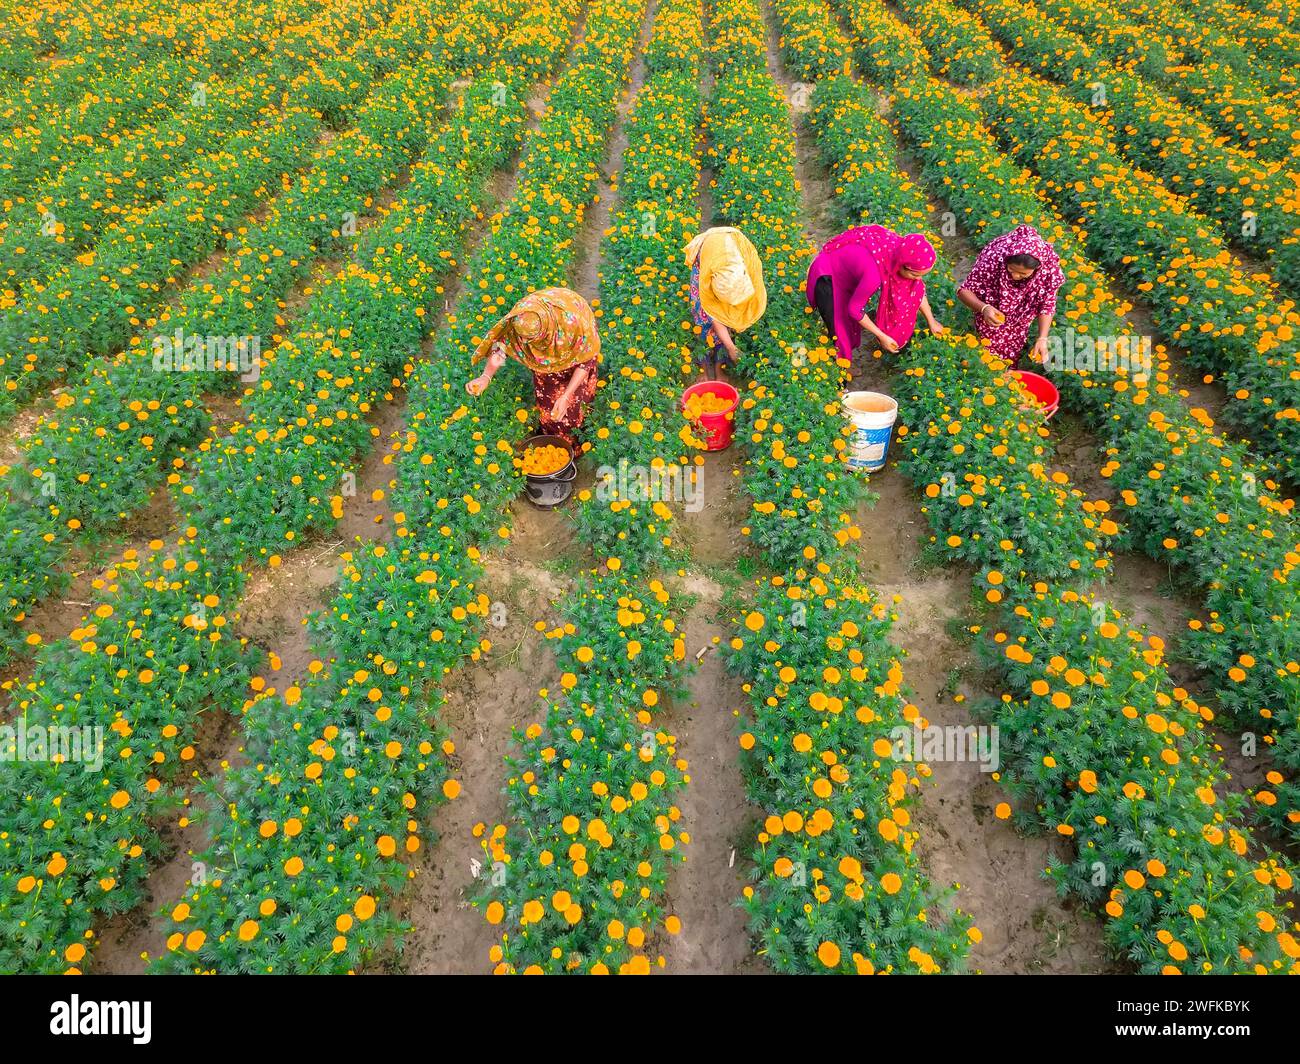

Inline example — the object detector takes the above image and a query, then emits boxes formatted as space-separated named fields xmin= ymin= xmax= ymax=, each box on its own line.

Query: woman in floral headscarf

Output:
xmin=957 ymin=224 xmax=1065 ymax=366
xmin=807 ymin=224 xmax=943 ymax=365
xmin=684 ymin=226 xmax=767 ymax=380
xmin=466 ymin=287 xmax=599 ymax=447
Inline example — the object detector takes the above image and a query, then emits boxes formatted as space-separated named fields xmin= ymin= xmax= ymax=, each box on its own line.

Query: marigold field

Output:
xmin=1 ymin=0 xmax=1298 ymax=979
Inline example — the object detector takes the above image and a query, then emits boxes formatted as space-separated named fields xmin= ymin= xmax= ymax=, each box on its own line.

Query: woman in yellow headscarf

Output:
xmin=466 ymin=287 xmax=600 ymax=447
xmin=685 ymin=226 xmax=767 ymax=380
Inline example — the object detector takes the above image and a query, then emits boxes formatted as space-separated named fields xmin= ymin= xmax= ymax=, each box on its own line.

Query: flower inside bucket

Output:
xmin=1011 ymin=370 xmax=1060 ymax=419
xmin=681 ymin=381 xmax=739 ymax=451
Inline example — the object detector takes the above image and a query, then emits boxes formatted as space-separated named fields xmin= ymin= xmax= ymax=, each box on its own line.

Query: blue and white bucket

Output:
xmin=841 ymin=391 xmax=898 ymax=473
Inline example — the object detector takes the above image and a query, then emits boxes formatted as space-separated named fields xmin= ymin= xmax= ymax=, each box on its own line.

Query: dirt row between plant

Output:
xmin=658 ymin=45 xmax=763 ymax=973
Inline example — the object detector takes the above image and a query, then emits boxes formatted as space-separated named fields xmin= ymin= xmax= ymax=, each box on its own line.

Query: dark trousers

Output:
xmin=813 ymin=275 xmax=910 ymax=360
xmin=813 ymin=275 xmax=836 ymax=345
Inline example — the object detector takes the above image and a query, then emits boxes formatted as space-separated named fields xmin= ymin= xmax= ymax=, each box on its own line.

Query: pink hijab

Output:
xmin=825 ymin=225 xmax=937 ymax=345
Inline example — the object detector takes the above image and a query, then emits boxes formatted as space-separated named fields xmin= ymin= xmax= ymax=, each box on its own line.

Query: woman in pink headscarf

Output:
xmin=958 ymin=224 xmax=1065 ymax=366
xmin=807 ymin=224 xmax=943 ymax=364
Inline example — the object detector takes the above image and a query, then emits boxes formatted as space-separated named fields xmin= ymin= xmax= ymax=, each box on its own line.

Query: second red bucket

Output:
xmin=1011 ymin=369 xmax=1060 ymax=420
xmin=681 ymin=380 xmax=739 ymax=451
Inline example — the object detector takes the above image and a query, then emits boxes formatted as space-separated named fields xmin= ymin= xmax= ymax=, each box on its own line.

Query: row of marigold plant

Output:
xmin=800 ymin=0 xmax=1300 ymax=972
xmin=712 ymin=0 xmax=977 ymax=975
xmin=0 ymin=4 xmax=487 ymax=662
xmin=463 ymin=0 xmax=703 ymax=976
xmin=835 ymin=0 xmax=1300 ymax=847
xmin=0 ymin=1 xmax=543 ymax=974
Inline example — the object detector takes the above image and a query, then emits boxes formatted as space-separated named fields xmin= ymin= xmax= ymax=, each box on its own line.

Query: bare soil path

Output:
xmin=656 ymin=43 xmax=766 ymax=972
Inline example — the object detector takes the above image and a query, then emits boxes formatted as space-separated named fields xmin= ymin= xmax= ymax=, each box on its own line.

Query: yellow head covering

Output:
xmin=684 ymin=227 xmax=767 ymax=332
xmin=473 ymin=287 xmax=600 ymax=374
xmin=513 ymin=309 xmax=545 ymax=342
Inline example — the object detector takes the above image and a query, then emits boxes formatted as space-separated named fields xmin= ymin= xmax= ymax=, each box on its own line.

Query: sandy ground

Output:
xmin=664 ymin=446 xmax=762 ymax=972
xmin=397 ymin=517 xmax=567 ymax=974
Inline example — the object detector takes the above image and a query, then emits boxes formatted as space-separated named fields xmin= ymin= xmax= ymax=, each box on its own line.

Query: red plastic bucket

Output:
xmin=681 ymin=381 xmax=739 ymax=451
xmin=1011 ymin=370 xmax=1060 ymax=420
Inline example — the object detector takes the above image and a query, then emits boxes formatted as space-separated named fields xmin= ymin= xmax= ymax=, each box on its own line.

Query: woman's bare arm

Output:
xmin=561 ymin=364 xmax=589 ymax=400
xmin=921 ymin=295 xmax=944 ymax=335
xmin=467 ymin=342 xmax=509 ymax=396
xmin=550 ymin=363 xmax=591 ymax=419
xmin=958 ymin=287 xmax=1003 ymax=324
xmin=1030 ymin=311 xmax=1055 ymax=363
xmin=711 ymin=320 xmax=737 ymax=357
